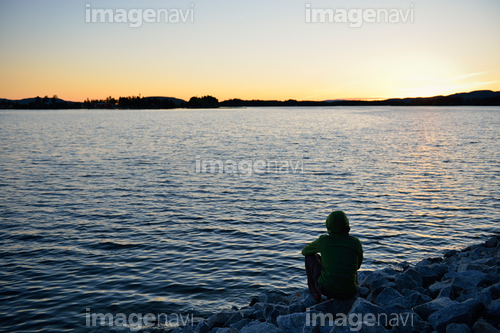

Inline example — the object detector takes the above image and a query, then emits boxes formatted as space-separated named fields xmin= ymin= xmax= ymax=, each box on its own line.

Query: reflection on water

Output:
xmin=0 ymin=106 xmax=499 ymax=332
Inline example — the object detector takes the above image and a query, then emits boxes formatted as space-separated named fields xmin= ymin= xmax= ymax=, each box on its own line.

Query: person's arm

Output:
xmin=301 ymin=237 xmax=321 ymax=256
xmin=357 ymin=243 xmax=363 ymax=269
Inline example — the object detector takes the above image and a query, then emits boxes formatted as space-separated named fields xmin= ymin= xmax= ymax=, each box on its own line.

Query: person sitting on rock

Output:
xmin=302 ymin=210 xmax=363 ymax=303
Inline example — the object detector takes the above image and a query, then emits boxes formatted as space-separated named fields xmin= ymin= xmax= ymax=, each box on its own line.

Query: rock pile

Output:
xmin=142 ymin=235 xmax=500 ymax=333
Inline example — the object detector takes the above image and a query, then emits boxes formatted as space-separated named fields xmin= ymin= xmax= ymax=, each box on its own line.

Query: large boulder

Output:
xmin=415 ymin=264 xmax=441 ymax=286
xmin=429 ymin=263 xmax=448 ymax=280
xmin=428 ymin=299 xmax=484 ymax=333
xmin=485 ymin=237 xmax=499 ymax=248
xmin=486 ymin=299 xmax=500 ymax=320
xmin=485 ymin=282 xmax=500 ymax=300
xmin=445 ymin=323 xmax=471 ymax=333
xmin=413 ymin=297 xmax=458 ymax=321
xmin=446 ymin=271 xmax=491 ymax=290
xmin=429 ymin=280 xmax=454 ymax=298
xmin=206 ymin=312 xmax=236 ymax=330
xmin=276 ymin=312 xmax=307 ymax=333
xmin=229 ymin=319 xmax=252 ymax=331
xmin=390 ymin=312 xmax=433 ymax=333
xmin=374 ymin=288 xmax=410 ymax=310
xmin=395 ymin=274 xmax=420 ymax=292
xmin=457 ymin=287 xmax=492 ymax=306
xmin=308 ymin=298 xmax=356 ymax=316
xmin=240 ymin=321 xmax=280 ymax=333
xmin=472 ymin=319 xmax=500 ymax=333
xmin=331 ymin=298 xmax=390 ymax=332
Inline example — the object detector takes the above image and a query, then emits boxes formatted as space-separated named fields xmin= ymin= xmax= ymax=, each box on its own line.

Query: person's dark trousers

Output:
xmin=305 ymin=254 xmax=356 ymax=302
xmin=305 ymin=254 xmax=323 ymax=302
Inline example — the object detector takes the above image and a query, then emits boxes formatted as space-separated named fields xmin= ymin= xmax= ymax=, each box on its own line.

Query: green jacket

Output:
xmin=302 ymin=211 xmax=363 ymax=295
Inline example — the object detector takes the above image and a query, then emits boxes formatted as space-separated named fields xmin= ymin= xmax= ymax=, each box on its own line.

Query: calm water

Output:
xmin=0 ymin=107 xmax=499 ymax=332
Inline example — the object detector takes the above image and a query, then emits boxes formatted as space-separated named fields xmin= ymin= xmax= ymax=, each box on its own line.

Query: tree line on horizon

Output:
xmin=2 ymin=91 xmax=500 ymax=109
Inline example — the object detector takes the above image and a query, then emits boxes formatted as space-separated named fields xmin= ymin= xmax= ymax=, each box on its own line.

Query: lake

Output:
xmin=0 ymin=106 xmax=499 ymax=332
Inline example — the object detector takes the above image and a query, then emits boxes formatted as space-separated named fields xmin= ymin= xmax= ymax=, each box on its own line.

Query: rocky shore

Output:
xmin=142 ymin=235 xmax=500 ymax=333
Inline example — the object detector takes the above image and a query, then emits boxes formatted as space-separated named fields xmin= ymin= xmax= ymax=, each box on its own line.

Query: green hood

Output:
xmin=326 ymin=211 xmax=350 ymax=235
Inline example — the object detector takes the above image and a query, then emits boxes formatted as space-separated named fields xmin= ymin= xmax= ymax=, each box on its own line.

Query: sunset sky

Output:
xmin=1 ymin=0 xmax=499 ymax=102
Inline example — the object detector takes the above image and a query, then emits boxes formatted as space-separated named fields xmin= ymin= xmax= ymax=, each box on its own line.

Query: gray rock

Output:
xmin=366 ymin=281 xmax=398 ymax=303
xmin=252 ymin=303 xmax=265 ymax=311
xmin=238 ymin=308 xmax=254 ymax=319
xmin=249 ymin=309 xmax=265 ymax=321
xmin=446 ymin=271 xmax=490 ymax=290
xmin=259 ymin=294 xmax=284 ymax=305
xmin=206 ymin=312 xmax=236 ymax=330
xmin=405 ymin=291 xmax=432 ymax=308
xmin=380 ymin=267 xmax=401 ymax=279
xmin=229 ymin=318 xmax=252 ymax=331
xmin=444 ymin=250 xmax=459 ymax=258
xmin=405 ymin=268 xmax=424 ymax=286
xmin=212 ymin=328 xmax=238 ymax=333
xmin=347 ymin=298 xmax=388 ymax=326
xmin=358 ymin=271 xmax=372 ymax=283
xmin=428 ymin=299 xmax=484 ymax=333
xmin=448 ymin=264 xmax=459 ymax=274
xmin=331 ymin=324 xmax=388 ymax=332
xmin=289 ymin=300 xmax=306 ymax=314
xmin=395 ymin=274 xmax=419 ymax=292
xmin=485 ymin=237 xmax=499 ymax=248
xmin=429 ymin=280 xmax=453 ymax=298
xmin=415 ymin=265 xmax=440 ymax=286
xmin=472 ymin=319 xmax=500 ymax=333
xmin=303 ymin=294 xmax=317 ymax=308
xmin=240 ymin=321 xmax=280 ymax=333
xmin=458 ymin=251 xmax=470 ymax=259
xmin=181 ymin=325 xmax=194 ymax=333
xmin=438 ymin=286 xmax=456 ymax=299
xmin=390 ymin=312 xmax=432 ymax=333
xmin=361 ymin=272 xmax=395 ymax=290
xmin=458 ymin=287 xmax=492 ymax=306
xmin=470 ymin=246 xmax=487 ymax=260
xmin=430 ymin=263 xmax=448 ymax=280
xmin=486 ymin=299 xmax=500 ymax=319
xmin=459 ymin=263 xmax=489 ymax=273
xmin=224 ymin=312 xmax=244 ymax=327
xmin=195 ymin=320 xmax=210 ymax=333
xmin=374 ymin=288 xmax=409 ymax=309
xmin=417 ymin=259 xmax=432 ymax=268
xmin=266 ymin=310 xmax=280 ymax=327
xmin=309 ymin=298 xmax=356 ymax=317
xmin=414 ymin=297 xmax=457 ymax=321
xmin=263 ymin=304 xmax=275 ymax=319
xmin=446 ymin=323 xmax=471 ymax=333
xmin=276 ymin=312 xmax=307 ymax=333
xmin=359 ymin=287 xmax=370 ymax=299
xmin=472 ymin=257 xmax=498 ymax=267
xmin=274 ymin=304 xmax=289 ymax=316
xmin=485 ymin=282 xmax=500 ymax=300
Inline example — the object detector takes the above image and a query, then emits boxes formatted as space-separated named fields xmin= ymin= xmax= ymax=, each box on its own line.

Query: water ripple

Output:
xmin=0 ymin=107 xmax=499 ymax=332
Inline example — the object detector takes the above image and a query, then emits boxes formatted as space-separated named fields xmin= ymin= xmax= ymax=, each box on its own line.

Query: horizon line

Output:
xmin=1 ymin=88 xmax=499 ymax=104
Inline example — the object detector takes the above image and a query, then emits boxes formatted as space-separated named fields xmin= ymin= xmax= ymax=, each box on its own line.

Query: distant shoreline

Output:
xmin=1 ymin=90 xmax=500 ymax=110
